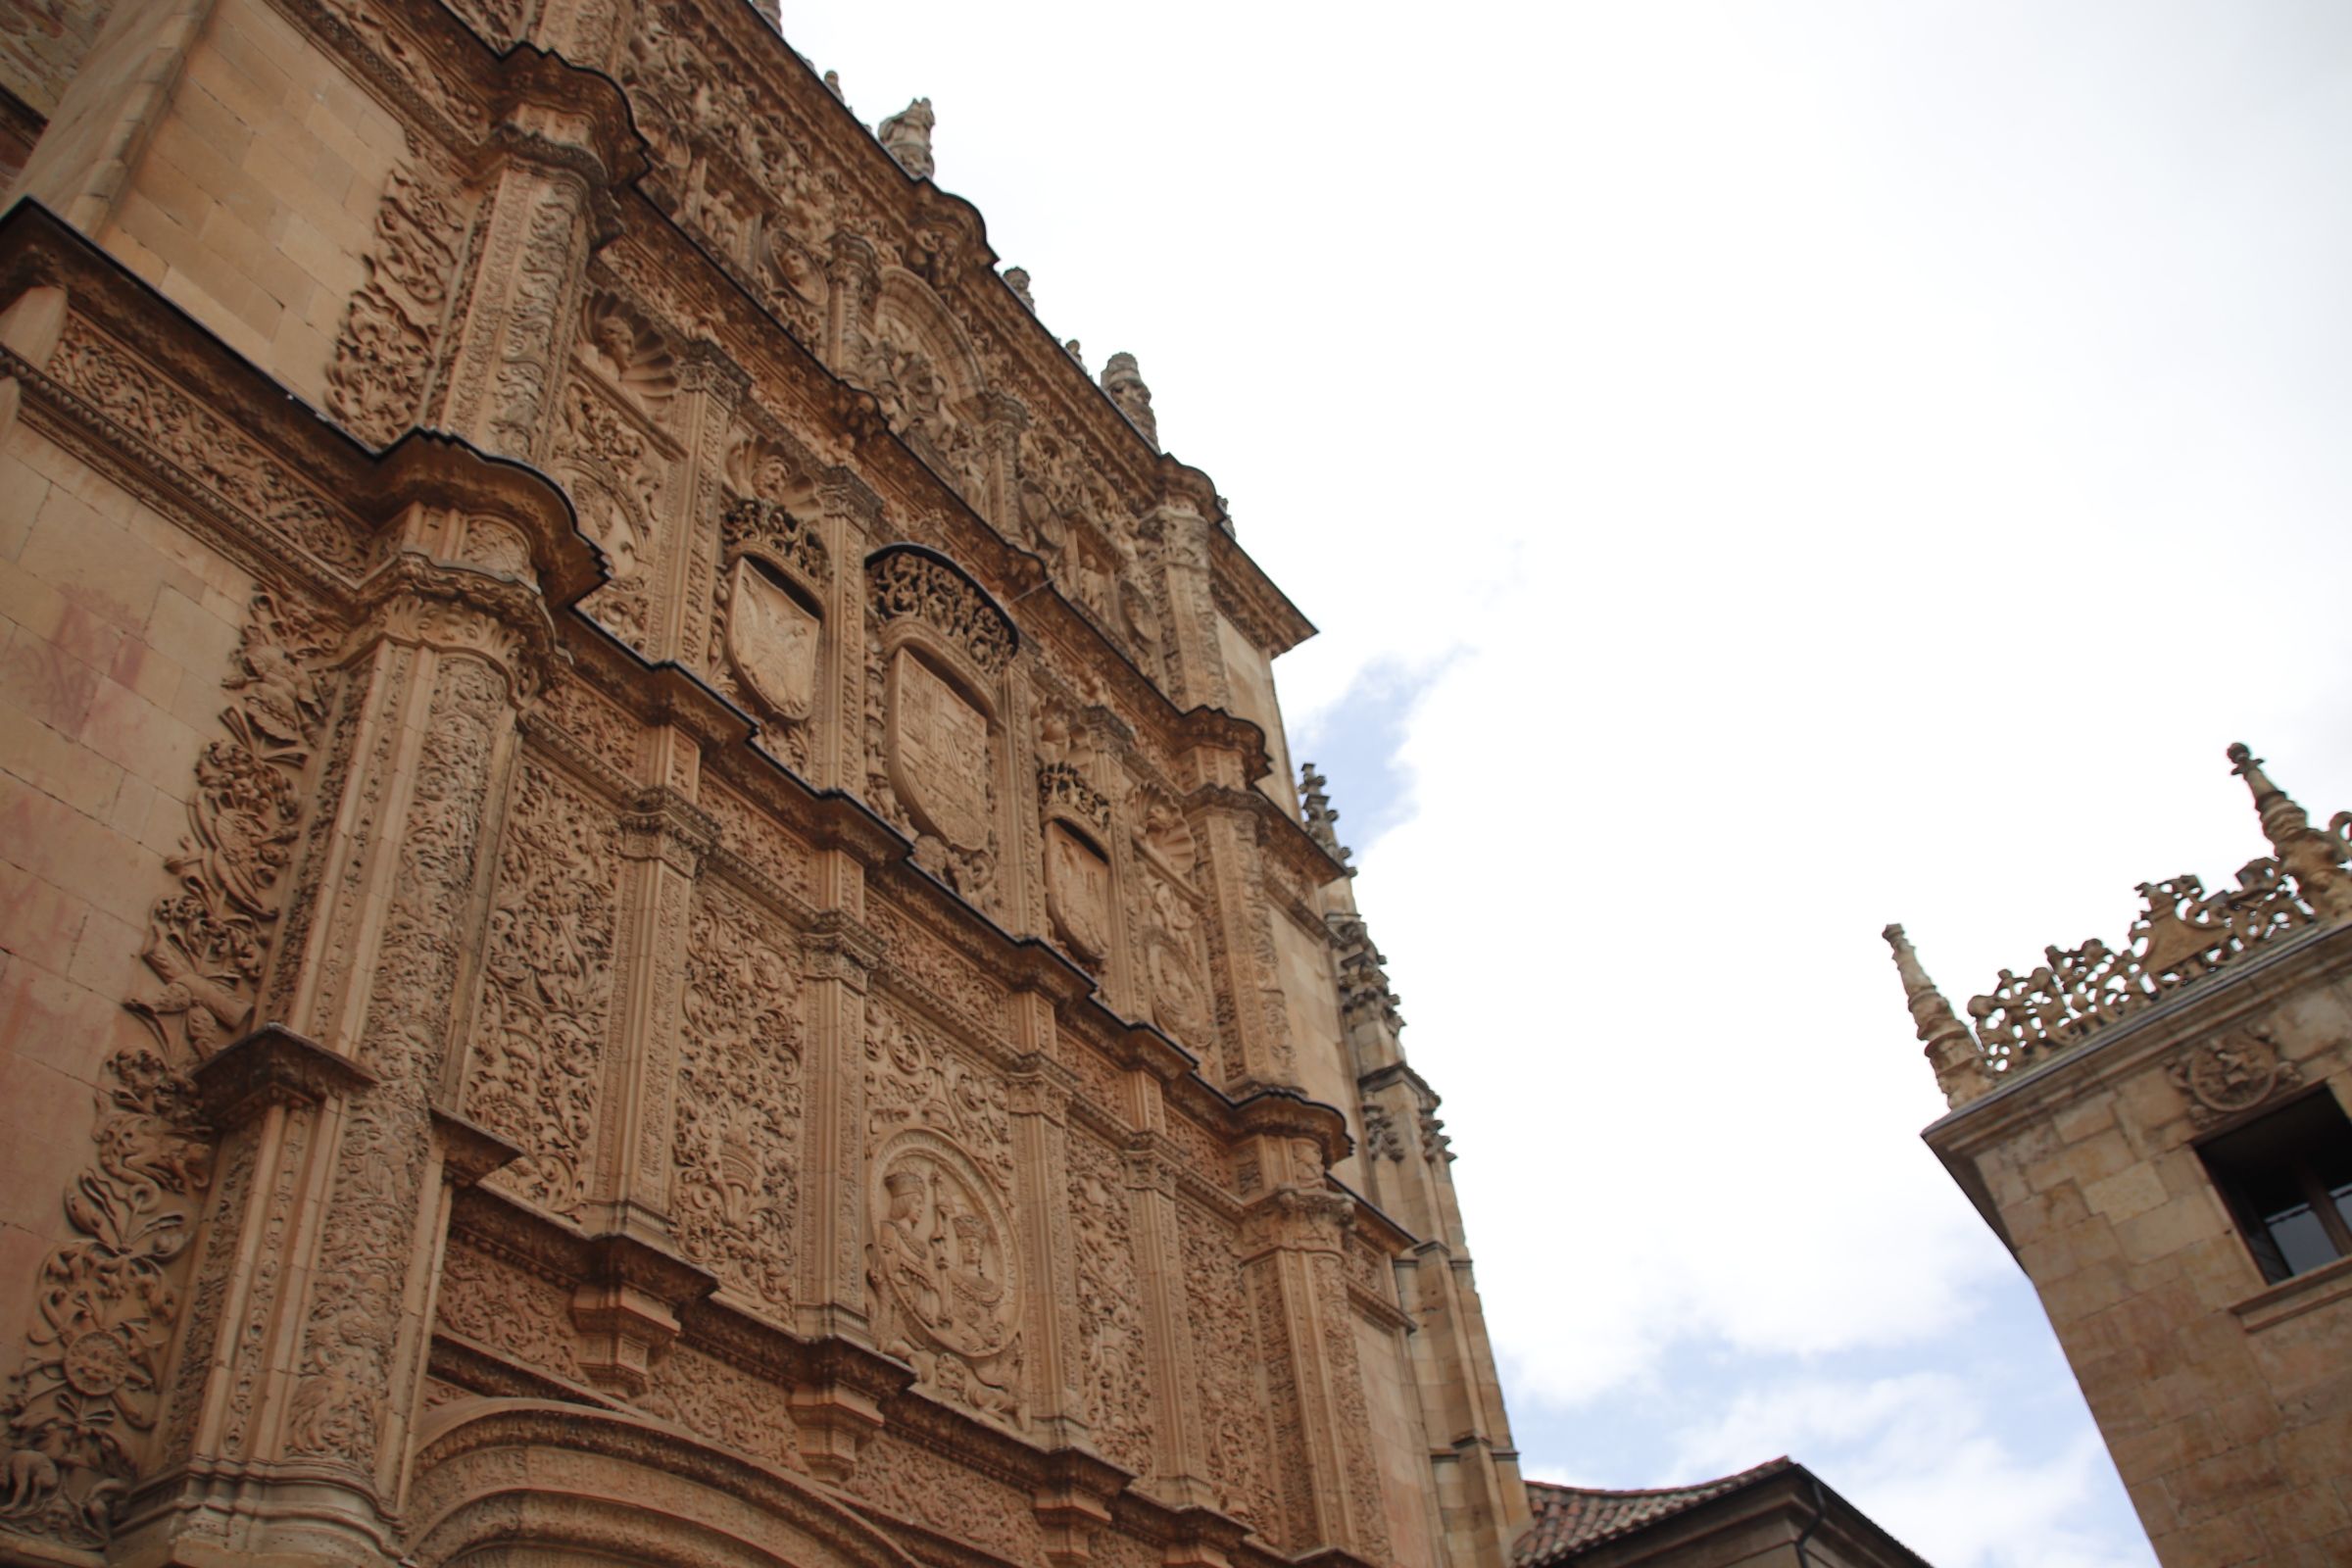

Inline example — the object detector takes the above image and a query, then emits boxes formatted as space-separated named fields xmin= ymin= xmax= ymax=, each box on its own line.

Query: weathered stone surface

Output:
xmin=1897 ymin=751 xmax=2352 ymax=1568
xmin=0 ymin=6 xmax=1525 ymax=1568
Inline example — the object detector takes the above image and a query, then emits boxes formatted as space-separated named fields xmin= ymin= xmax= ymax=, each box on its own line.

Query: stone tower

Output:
xmin=1888 ymin=746 xmax=2352 ymax=1567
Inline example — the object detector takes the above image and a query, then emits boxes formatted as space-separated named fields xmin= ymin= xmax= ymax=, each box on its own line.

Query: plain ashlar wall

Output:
xmin=9 ymin=0 xmax=399 ymax=402
xmin=0 ymin=417 xmax=255 ymax=1368
xmin=1942 ymin=943 xmax=2352 ymax=1568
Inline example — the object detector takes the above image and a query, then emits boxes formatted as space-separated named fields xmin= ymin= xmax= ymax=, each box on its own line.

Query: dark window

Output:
xmin=2197 ymin=1090 xmax=2352 ymax=1286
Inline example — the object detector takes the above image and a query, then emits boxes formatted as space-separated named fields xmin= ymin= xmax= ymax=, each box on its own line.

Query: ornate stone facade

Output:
xmin=1890 ymin=749 xmax=2352 ymax=1566
xmin=0 ymin=6 xmax=1526 ymax=1568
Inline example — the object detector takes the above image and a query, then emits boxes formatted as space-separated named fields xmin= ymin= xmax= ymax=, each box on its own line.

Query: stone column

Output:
xmin=1117 ymin=1063 xmax=1218 ymax=1510
xmin=1152 ymin=498 xmax=1230 ymax=714
xmin=122 ymin=492 xmax=566 ymax=1564
xmin=819 ymin=466 xmax=883 ymax=796
xmin=826 ymin=232 xmax=881 ymax=374
xmin=786 ymin=860 xmax=889 ymax=1480
xmin=658 ymin=346 xmax=750 ymax=668
xmin=1007 ymin=1009 xmax=1089 ymax=1452
xmin=431 ymin=56 xmax=639 ymax=464
xmin=1191 ymin=790 xmax=1297 ymax=1094
xmin=1236 ymin=1120 xmax=1392 ymax=1566
xmin=588 ymin=758 xmax=715 ymax=1251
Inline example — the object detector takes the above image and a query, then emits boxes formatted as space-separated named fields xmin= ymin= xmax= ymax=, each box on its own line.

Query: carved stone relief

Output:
xmin=434 ymin=1241 xmax=585 ymax=1385
xmin=326 ymin=163 xmax=470 ymax=448
xmin=1068 ymin=1135 xmax=1152 ymax=1476
xmin=2166 ymin=1029 xmax=2304 ymax=1128
xmin=864 ymin=550 xmax=1014 ymax=904
xmin=672 ymin=885 xmax=803 ymax=1316
xmin=863 ymin=998 xmax=1021 ymax=1425
xmin=1178 ymin=1200 xmax=1277 ymax=1536
xmin=707 ymin=493 xmax=830 ymax=771
xmin=556 ymin=370 xmax=669 ymax=651
xmin=466 ymin=756 xmax=620 ymax=1220
xmin=0 ymin=591 xmax=332 ymax=1547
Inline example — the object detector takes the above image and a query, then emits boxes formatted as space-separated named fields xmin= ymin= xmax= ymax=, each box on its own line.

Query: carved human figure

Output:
xmin=877 ymin=1169 xmax=942 ymax=1325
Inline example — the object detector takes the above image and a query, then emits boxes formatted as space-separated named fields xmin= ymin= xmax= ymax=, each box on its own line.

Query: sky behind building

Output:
xmin=779 ymin=5 xmax=2352 ymax=1563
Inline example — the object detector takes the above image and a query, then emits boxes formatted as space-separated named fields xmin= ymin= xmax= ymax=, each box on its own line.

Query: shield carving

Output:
xmin=726 ymin=559 xmax=820 ymax=720
xmin=888 ymin=649 xmax=992 ymax=848
xmin=1046 ymin=822 xmax=1113 ymax=964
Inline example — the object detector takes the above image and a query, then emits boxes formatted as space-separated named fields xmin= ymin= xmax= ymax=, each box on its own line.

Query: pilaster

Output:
xmin=431 ymin=54 xmax=640 ymax=463
xmin=586 ymin=766 xmax=719 ymax=1246
xmin=123 ymin=522 xmax=556 ymax=1562
xmin=1007 ymin=1001 xmax=1090 ymax=1452
xmin=1118 ymin=1066 xmax=1217 ymax=1508
xmin=659 ymin=343 xmax=751 ymax=667
xmin=1153 ymin=500 xmax=1231 ymax=713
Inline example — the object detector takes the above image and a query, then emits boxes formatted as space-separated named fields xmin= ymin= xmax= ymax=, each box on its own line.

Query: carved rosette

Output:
xmin=2166 ymin=1029 xmax=2303 ymax=1128
xmin=0 ymin=591 xmax=333 ymax=1547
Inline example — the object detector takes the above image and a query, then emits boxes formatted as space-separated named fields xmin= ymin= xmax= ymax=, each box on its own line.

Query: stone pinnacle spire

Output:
xmin=1884 ymin=924 xmax=1984 ymax=1107
xmin=2228 ymin=743 xmax=2352 ymax=920
xmin=878 ymin=97 xmax=934 ymax=180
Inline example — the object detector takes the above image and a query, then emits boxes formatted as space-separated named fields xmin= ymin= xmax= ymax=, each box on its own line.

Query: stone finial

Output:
xmin=1063 ymin=339 xmax=1085 ymax=371
xmin=2228 ymin=743 xmax=2352 ymax=920
xmin=1101 ymin=351 xmax=1157 ymax=449
xmin=1884 ymin=924 xmax=1986 ymax=1108
xmin=824 ymin=71 xmax=847 ymax=103
xmin=1004 ymin=267 xmax=1036 ymax=312
xmin=1298 ymin=763 xmax=1353 ymax=871
xmin=878 ymin=97 xmax=935 ymax=180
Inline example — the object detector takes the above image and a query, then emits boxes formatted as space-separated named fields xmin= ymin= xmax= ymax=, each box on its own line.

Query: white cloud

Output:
xmin=1668 ymin=1372 xmax=2155 ymax=1568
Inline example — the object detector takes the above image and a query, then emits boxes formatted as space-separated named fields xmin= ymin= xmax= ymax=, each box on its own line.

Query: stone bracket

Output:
xmin=568 ymin=1234 xmax=715 ymax=1396
xmin=193 ymin=1023 xmax=377 ymax=1129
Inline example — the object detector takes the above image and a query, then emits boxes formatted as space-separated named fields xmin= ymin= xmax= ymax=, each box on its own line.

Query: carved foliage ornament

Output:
xmin=673 ymin=886 xmax=803 ymax=1314
xmin=2166 ymin=1029 xmax=2303 ymax=1128
xmin=1068 ymin=1137 xmax=1152 ymax=1474
xmin=466 ymin=758 xmax=619 ymax=1219
xmin=326 ymin=163 xmax=469 ymax=448
xmin=1970 ymin=867 xmax=2318 ymax=1076
xmin=0 ymin=591 xmax=333 ymax=1546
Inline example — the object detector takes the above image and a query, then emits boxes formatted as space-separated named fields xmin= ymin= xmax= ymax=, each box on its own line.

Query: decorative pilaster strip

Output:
xmin=796 ymin=899 xmax=886 ymax=1346
xmin=1007 ymin=1044 xmax=1088 ymax=1451
xmin=594 ymin=778 xmax=718 ymax=1238
xmin=0 ymin=590 xmax=333 ymax=1552
xmin=1121 ymin=1127 xmax=1217 ymax=1510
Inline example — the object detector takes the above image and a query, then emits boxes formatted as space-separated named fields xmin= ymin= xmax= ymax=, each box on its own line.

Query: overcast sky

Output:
xmin=778 ymin=4 xmax=2352 ymax=1563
